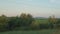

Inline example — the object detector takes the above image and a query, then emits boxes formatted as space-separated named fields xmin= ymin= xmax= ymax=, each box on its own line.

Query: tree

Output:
xmin=0 ymin=15 xmax=8 ymax=31
xmin=7 ymin=17 xmax=18 ymax=30
xmin=56 ymin=19 xmax=60 ymax=24
xmin=20 ymin=13 xmax=34 ymax=26
xmin=48 ymin=15 xmax=57 ymax=28
xmin=56 ymin=19 xmax=60 ymax=28
xmin=48 ymin=15 xmax=57 ymax=24
xmin=26 ymin=14 xmax=34 ymax=26
xmin=0 ymin=15 xmax=7 ymax=25
xmin=20 ymin=13 xmax=27 ymax=26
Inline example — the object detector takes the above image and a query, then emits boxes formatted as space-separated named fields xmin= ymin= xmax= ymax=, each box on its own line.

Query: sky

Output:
xmin=0 ymin=0 xmax=60 ymax=18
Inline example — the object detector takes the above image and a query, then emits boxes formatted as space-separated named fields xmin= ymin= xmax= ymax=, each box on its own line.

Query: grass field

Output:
xmin=35 ymin=19 xmax=48 ymax=24
xmin=0 ymin=29 xmax=57 ymax=34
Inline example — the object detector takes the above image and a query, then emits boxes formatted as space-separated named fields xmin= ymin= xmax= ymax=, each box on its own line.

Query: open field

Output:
xmin=0 ymin=29 xmax=58 ymax=34
xmin=35 ymin=19 xmax=48 ymax=24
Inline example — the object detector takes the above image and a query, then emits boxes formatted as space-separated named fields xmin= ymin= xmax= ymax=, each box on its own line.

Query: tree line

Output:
xmin=0 ymin=13 xmax=60 ymax=32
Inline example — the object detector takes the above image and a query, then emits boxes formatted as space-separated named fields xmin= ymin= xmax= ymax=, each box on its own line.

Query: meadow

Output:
xmin=0 ymin=29 xmax=57 ymax=34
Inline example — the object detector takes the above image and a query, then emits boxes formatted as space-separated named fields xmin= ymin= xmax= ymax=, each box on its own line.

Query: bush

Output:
xmin=39 ymin=23 xmax=53 ymax=29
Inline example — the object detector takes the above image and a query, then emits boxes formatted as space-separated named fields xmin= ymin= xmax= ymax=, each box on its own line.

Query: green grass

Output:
xmin=35 ymin=19 xmax=49 ymax=24
xmin=0 ymin=29 xmax=56 ymax=34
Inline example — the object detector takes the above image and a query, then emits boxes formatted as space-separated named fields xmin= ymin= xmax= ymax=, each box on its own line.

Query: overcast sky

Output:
xmin=0 ymin=0 xmax=60 ymax=18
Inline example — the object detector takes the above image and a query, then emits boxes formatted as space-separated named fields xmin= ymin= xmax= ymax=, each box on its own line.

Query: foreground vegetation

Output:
xmin=0 ymin=13 xmax=60 ymax=32
xmin=0 ymin=29 xmax=57 ymax=34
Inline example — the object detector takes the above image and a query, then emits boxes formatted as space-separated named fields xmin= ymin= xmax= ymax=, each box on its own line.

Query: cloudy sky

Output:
xmin=0 ymin=0 xmax=60 ymax=18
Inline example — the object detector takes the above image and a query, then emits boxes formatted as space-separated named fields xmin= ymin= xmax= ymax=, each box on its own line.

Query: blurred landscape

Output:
xmin=0 ymin=0 xmax=60 ymax=34
xmin=0 ymin=14 xmax=60 ymax=34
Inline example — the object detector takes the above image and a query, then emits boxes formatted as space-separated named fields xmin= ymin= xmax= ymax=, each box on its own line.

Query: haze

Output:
xmin=0 ymin=0 xmax=60 ymax=18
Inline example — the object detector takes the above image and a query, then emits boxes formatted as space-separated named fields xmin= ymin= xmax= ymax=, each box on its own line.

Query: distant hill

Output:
xmin=34 ymin=17 xmax=48 ymax=20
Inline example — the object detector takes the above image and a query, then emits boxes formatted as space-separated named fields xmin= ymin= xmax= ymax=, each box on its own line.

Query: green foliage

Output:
xmin=0 ymin=13 xmax=60 ymax=32
xmin=0 ymin=15 xmax=8 ymax=31
xmin=6 ymin=13 xmax=34 ymax=30
xmin=56 ymin=19 xmax=60 ymax=24
xmin=48 ymin=16 xmax=57 ymax=24
xmin=7 ymin=17 xmax=20 ymax=30
xmin=0 ymin=15 xmax=7 ymax=25
xmin=56 ymin=19 xmax=60 ymax=28
xmin=20 ymin=13 xmax=34 ymax=26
